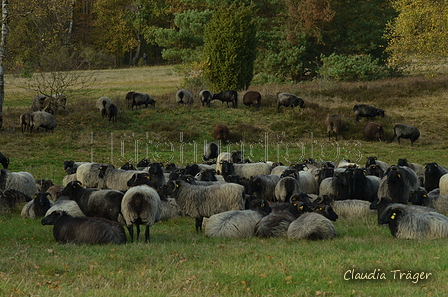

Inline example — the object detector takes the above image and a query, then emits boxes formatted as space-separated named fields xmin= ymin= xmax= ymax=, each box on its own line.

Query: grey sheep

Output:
xmin=120 ymin=185 xmax=162 ymax=243
xmin=159 ymin=198 xmax=182 ymax=221
xmin=204 ymin=200 xmax=270 ymax=238
xmin=0 ymin=189 xmax=32 ymax=213
xmin=325 ymin=114 xmax=343 ymax=141
xmin=351 ymin=168 xmax=381 ymax=202
xmin=199 ymin=90 xmax=212 ymax=107
xmin=0 ymin=169 xmax=38 ymax=198
xmin=19 ymin=112 xmax=32 ymax=133
xmin=220 ymin=161 xmax=272 ymax=180
xmin=365 ymin=156 xmax=389 ymax=172
xmin=21 ymin=192 xmax=54 ymax=219
xmin=243 ymin=91 xmax=261 ymax=110
xmin=410 ymin=188 xmax=448 ymax=215
xmin=41 ymin=210 xmax=126 ymax=244
xmin=378 ymin=205 xmax=448 ymax=239
xmin=176 ymin=89 xmax=194 ymax=105
xmin=98 ymin=164 xmax=147 ymax=192
xmin=331 ymin=199 xmax=375 ymax=219
xmin=390 ymin=124 xmax=420 ymax=146
xmin=30 ymin=111 xmax=57 ymax=132
xmin=363 ymin=122 xmax=384 ymax=141
xmin=215 ymin=151 xmax=243 ymax=174
xmin=274 ymin=176 xmax=301 ymax=202
xmin=287 ymin=212 xmax=336 ymax=240
xmin=163 ymin=180 xmax=246 ymax=231
xmin=130 ymin=92 xmax=156 ymax=110
xmin=60 ymin=181 xmax=124 ymax=221
xmin=248 ymin=174 xmax=281 ymax=202
xmin=397 ymin=158 xmax=425 ymax=186
xmin=45 ymin=199 xmax=85 ymax=218
xmin=370 ymin=196 xmax=436 ymax=222
xmin=212 ymin=90 xmax=238 ymax=108
xmin=353 ymin=104 xmax=384 ymax=121
xmin=75 ymin=163 xmax=106 ymax=188
xmin=281 ymin=169 xmax=318 ymax=195
xmin=95 ymin=96 xmax=112 ymax=117
xmin=0 ymin=151 xmax=9 ymax=169
xmin=105 ymin=102 xmax=118 ymax=123
xmin=377 ymin=166 xmax=419 ymax=204
xmin=277 ymin=93 xmax=304 ymax=113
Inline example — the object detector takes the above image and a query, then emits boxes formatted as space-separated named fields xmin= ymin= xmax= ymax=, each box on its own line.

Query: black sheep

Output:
xmin=424 ymin=162 xmax=448 ymax=192
xmin=243 ymin=91 xmax=261 ymax=110
xmin=353 ymin=104 xmax=385 ymax=121
xmin=105 ymin=102 xmax=118 ymax=123
xmin=203 ymin=142 xmax=219 ymax=161
xmin=390 ymin=124 xmax=420 ymax=146
xmin=277 ymin=93 xmax=304 ymax=113
xmin=199 ymin=90 xmax=212 ymax=107
xmin=0 ymin=152 xmax=9 ymax=169
xmin=212 ymin=90 xmax=238 ymax=108
xmin=377 ymin=166 xmax=419 ymax=204
xmin=42 ymin=210 xmax=126 ymax=244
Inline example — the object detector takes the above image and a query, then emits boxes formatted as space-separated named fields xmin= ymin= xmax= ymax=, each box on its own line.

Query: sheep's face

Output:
xmin=41 ymin=210 xmax=64 ymax=225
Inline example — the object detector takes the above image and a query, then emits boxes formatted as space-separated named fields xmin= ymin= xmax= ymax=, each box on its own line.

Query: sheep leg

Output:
xmin=195 ymin=217 xmax=203 ymax=232
xmin=136 ymin=225 xmax=141 ymax=240
xmin=127 ymin=225 xmax=134 ymax=242
xmin=145 ymin=225 xmax=150 ymax=243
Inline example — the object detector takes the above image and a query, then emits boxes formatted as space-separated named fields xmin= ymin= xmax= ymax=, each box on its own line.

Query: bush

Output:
xmin=318 ymin=54 xmax=388 ymax=81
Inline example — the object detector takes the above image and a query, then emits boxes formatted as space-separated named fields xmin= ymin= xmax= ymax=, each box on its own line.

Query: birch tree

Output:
xmin=0 ymin=0 xmax=8 ymax=129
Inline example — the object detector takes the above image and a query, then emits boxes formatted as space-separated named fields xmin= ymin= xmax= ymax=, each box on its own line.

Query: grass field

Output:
xmin=1 ymin=65 xmax=448 ymax=296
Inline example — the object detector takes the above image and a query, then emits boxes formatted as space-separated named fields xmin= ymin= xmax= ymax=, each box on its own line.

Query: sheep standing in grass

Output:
xmin=30 ymin=111 xmax=57 ymax=132
xmin=363 ymin=122 xmax=384 ymax=141
xmin=243 ymin=91 xmax=261 ymax=110
xmin=199 ymin=90 xmax=212 ymax=107
xmin=98 ymin=164 xmax=146 ymax=191
xmin=0 ymin=169 xmax=38 ymax=198
xmin=19 ymin=112 xmax=32 ymax=133
xmin=42 ymin=210 xmax=126 ymax=244
xmin=120 ymin=185 xmax=162 ymax=242
xmin=220 ymin=161 xmax=272 ymax=180
xmin=214 ymin=124 xmax=230 ymax=142
xmin=96 ymin=97 xmax=112 ymax=117
xmin=130 ymin=92 xmax=155 ymax=110
xmin=353 ymin=104 xmax=384 ymax=121
xmin=105 ymin=102 xmax=118 ymax=123
xmin=378 ymin=205 xmax=448 ymax=239
xmin=277 ymin=93 xmax=304 ymax=113
xmin=75 ymin=163 xmax=106 ymax=188
xmin=163 ymin=180 xmax=245 ymax=231
xmin=390 ymin=124 xmax=420 ymax=146
xmin=176 ymin=89 xmax=194 ymax=105
xmin=325 ymin=114 xmax=343 ymax=141
xmin=212 ymin=90 xmax=238 ymax=108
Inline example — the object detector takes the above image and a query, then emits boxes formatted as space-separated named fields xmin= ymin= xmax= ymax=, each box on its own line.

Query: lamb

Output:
xmin=0 ymin=152 xmax=9 ymax=169
xmin=41 ymin=210 xmax=126 ymax=244
xmin=353 ymin=104 xmax=384 ymax=121
xmin=175 ymin=88 xmax=193 ymax=105
xmin=96 ymin=96 xmax=112 ymax=117
xmin=277 ymin=93 xmax=304 ymax=113
xmin=163 ymin=180 xmax=246 ymax=231
xmin=204 ymin=199 xmax=271 ymax=238
xmin=214 ymin=124 xmax=230 ymax=142
xmin=424 ymin=162 xmax=448 ymax=192
xmin=60 ymin=181 xmax=124 ymax=221
xmin=203 ymin=142 xmax=219 ymax=161
xmin=287 ymin=211 xmax=337 ymax=240
xmin=0 ymin=169 xmax=38 ymax=198
xmin=19 ymin=112 xmax=32 ymax=133
xmin=45 ymin=199 xmax=85 ymax=218
xmin=21 ymin=192 xmax=54 ymax=219
xmin=390 ymin=124 xmax=420 ymax=146
xmin=199 ymin=90 xmax=212 ymax=107
xmin=248 ymin=174 xmax=281 ymax=202
xmin=29 ymin=111 xmax=57 ymax=132
xmin=378 ymin=205 xmax=448 ymax=239
xmin=377 ymin=166 xmax=419 ymax=204
xmin=130 ymin=92 xmax=156 ymax=110
xmin=242 ymin=91 xmax=261 ymax=110
xmin=274 ymin=176 xmax=301 ymax=202
xmin=220 ymin=161 xmax=272 ymax=180
xmin=0 ymin=189 xmax=32 ymax=213
xmin=105 ymin=102 xmax=118 ymax=123
xmin=120 ymin=185 xmax=162 ymax=242
xmin=212 ymin=90 xmax=238 ymax=108
xmin=325 ymin=114 xmax=343 ymax=141
xmin=363 ymin=122 xmax=384 ymax=141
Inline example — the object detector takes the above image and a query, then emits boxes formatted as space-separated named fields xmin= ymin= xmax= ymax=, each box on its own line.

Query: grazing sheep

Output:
xmin=212 ymin=90 xmax=238 ymax=108
xmin=105 ymin=102 xmax=118 ymax=123
xmin=287 ymin=211 xmax=337 ymax=240
xmin=125 ymin=91 xmax=135 ymax=108
xmin=377 ymin=166 xmax=419 ymax=204
xmin=353 ymin=104 xmax=384 ymax=122
xmin=277 ymin=93 xmax=304 ymax=113
xmin=378 ymin=205 xmax=448 ymax=239
xmin=130 ymin=92 xmax=155 ymax=110
xmin=21 ymin=192 xmax=54 ymax=219
xmin=390 ymin=124 xmax=420 ymax=146
xmin=30 ymin=111 xmax=57 ymax=132
xmin=220 ymin=161 xmax=272 ymax=180
xmin=61 ymin=181 xmax=124 ymax=221
xmin=176 ymin=89 xmax=194 ymax=105
xmin=31 ymin=94 xmax=47 ymax=112
xmin=248 ymin=174 xmax=281 ymax=202
xmin=325 ymin=114 xmax=343 ymax=141
xmin=120 ymin=185 xmax=162 ymax=242
xmin=0 ymin=169 xmax=38 ymax=198
xmin=96 ymin=96 xmax=112 ymax=117
xmin=203 ymin=142 xmax=219 ymax=161
xmin=31 ymin=94 xmax=66 ymax=114
xmin=0 ymin=189 xmax=32 ymax=213
xmin=274 ymin=176 xmax=301 ymax=202
xmin=199 ymin=90 xmax=212 ymax=107
xmin=163 ymin=180 xmax=246 ymax=231
xmin=363 ymin=122 xmax=384 ymax=141
xmin=45 ymin=199 xmax=85 ymax=217
xmin=424 ymin=162 xmax=448 ymax=192
xmin=243 ymin=91 xmax=261 ymax=110
xmin=213 ymin=124 xmax=230 ymax=142
xmin=204 ymin=201 xmax=270 ymax=238
xmin=42 ymin=210 xmax=126 ymax=244
xmin=19 ymin=112 xmax=32 ymax=133
xmin=0 ymin=152 xmax=9 ymax=169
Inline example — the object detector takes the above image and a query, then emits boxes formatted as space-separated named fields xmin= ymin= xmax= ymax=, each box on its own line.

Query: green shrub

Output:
xmin=319 ymin=53 xmax=388 ymax=81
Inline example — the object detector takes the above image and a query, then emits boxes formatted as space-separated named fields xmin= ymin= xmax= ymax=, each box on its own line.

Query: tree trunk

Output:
xmin=66 ymin=0 xmax=76 ymax=47
xmin=0 ymin=0 xmax=9 ymax=129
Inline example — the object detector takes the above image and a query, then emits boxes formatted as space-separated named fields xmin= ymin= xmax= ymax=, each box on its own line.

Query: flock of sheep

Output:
xmin=1 ymin=144 xmax=448 ymax=244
